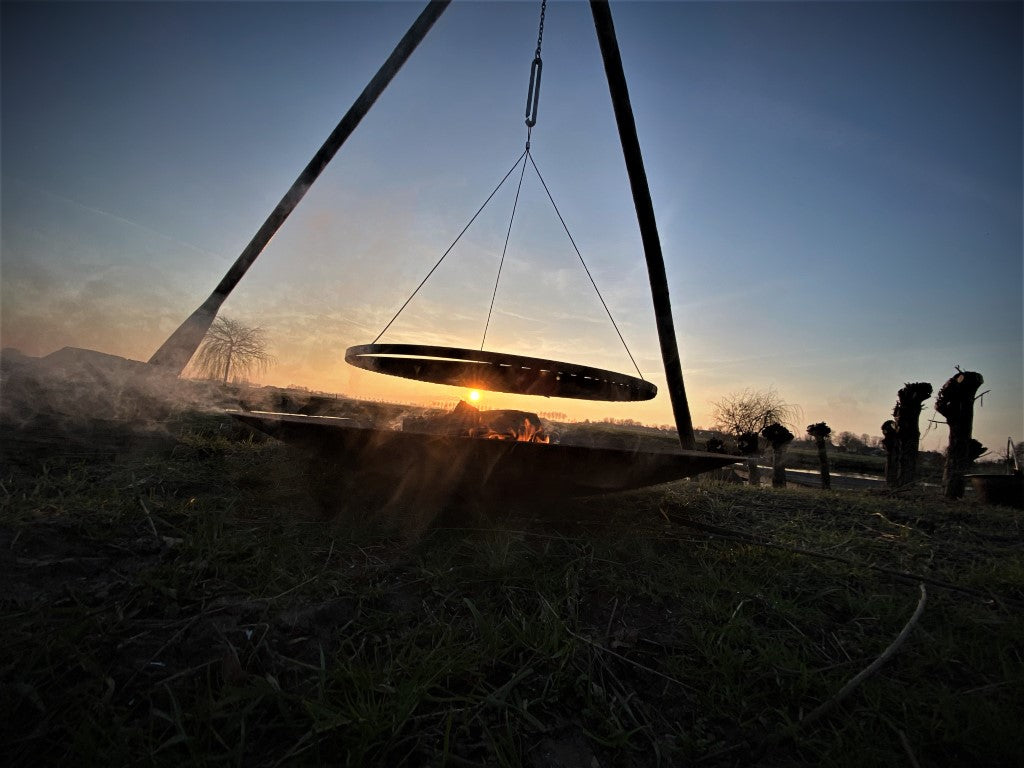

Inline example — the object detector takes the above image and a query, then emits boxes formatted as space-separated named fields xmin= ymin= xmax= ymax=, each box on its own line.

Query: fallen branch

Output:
xmin=797 ymin=583 xmax=927 ymax=730
xmin=898 ymin=728 xmax=923 ymax=768
xmin=701 ymin=583 xmax=928 ymax=764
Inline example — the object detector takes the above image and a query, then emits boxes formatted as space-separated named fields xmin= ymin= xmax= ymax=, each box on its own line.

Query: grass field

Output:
xmin=1 ymin=410 xmax=1021 ymax=767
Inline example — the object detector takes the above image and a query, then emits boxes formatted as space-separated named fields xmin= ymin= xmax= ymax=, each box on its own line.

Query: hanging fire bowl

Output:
xmin=345 ymin=344 xmax=656 ymax=402
xmin=231 ymin=411 xmax=738 ymax=500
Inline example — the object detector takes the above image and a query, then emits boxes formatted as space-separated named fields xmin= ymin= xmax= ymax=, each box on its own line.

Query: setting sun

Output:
xmin=469 ymin=390 xmax=480 ymax=402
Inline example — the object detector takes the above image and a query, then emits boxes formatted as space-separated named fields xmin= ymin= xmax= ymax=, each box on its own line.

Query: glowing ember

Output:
xmin=472 ymin=416 xmax=550 ymax=444
xmin=402 ymin=401 xmax=550 ymax=444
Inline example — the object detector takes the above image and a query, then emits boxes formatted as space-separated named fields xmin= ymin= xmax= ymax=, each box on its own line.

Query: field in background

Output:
xmin=1 ymin=408 xmax=1021 ymax=767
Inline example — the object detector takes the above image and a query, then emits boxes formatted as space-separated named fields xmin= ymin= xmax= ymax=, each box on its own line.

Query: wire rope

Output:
xmin=374 ymin=0 xmax=643 ymax=385
xmin=480 ymin=152 xmax=529 ymax=350
xmin=527 ymin=151 xmax=644 ymax=380
xmin=372 ymin=148 xmax=528 ymax=344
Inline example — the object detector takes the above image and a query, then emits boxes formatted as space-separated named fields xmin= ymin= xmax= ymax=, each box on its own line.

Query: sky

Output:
xmin=2 ymin=0 xmax=1021 ymax=454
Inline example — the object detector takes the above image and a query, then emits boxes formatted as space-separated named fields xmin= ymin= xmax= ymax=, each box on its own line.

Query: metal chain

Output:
xmin=534 ymin=0 xmax=546 ymax=58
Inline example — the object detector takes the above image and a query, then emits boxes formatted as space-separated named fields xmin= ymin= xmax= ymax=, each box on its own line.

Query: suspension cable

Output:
xmin=375 ymin=0 xmax=641 ymax=382
xmin=527 ymin=151 xmax=645 ymax=380
xmin=372 ymin=148 xmax=528 ymax=344
xmin=480 ymin=152 xmax=529 ymax=350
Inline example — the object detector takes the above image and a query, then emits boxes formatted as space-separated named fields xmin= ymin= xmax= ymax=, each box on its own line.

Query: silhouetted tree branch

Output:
xmin=191 ymin=317 xmax=274 ymax=384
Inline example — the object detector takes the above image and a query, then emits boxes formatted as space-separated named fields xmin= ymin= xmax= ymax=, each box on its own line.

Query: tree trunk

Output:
xmin=747 ymin=458 xmax=761 ymax=487
xmin=814 ymin=437 xmax=831 ymax=489
xmin=806 ymin=423 xmax=832 ymax=490
xmin=893 ymin=383 xmax=932 ymax=486
xmin=221 ymin=342 xmax=234 ymax=384
xmin=590 ymin=0 xmax=696 ymax=451
xmin=761 ymin=423 xmax=794 ymax=489
xmin=935 ymin=371 xmax=984 ymax=499
xmin=771 ymin=445 xmax=788 ymax=488
xmin=737 ymin=431 xmax=760 ymax=486
xmin=881 ymin=420 xmax=898 ymax=488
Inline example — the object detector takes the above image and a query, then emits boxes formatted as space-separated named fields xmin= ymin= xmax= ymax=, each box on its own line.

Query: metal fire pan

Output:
xmin=232 ymin=411 xmax=737 ymax=499
xmin=345 ymin=344 xmax=657 ymax=402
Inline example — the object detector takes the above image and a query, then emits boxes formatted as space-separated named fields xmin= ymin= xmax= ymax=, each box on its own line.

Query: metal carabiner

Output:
xmin=524 ymin=55 xmax=543 ymax=128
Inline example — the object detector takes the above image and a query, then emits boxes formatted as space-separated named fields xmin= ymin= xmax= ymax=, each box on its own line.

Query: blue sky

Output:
xmin=2 ymin=1 xmax=1021 ymax=452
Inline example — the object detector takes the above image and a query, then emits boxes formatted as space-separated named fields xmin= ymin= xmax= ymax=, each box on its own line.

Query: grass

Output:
xmin=1 ymin=410 xmax=1022 ymax=766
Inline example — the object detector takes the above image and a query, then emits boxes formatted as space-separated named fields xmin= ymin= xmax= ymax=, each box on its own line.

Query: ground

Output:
xmin=1 ymin=410 xmax=1022 ymax=767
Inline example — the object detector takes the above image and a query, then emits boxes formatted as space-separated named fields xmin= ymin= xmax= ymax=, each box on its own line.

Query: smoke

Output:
xmin=0 ymin=346 xmax=230 ymax=431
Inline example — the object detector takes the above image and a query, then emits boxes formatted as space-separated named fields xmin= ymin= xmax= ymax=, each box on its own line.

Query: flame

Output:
xmin=403 ymin=400 xmax=550 ymax=444
xmin=470 ymin=417 xmax=550 ymax=444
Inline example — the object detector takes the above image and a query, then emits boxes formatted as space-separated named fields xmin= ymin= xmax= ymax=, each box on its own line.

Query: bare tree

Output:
xmin=191 ymin=317 xmax=274 ymax=384
xmin=762 ymin=423 xmax=795 ymax=488
xmin=711 ymin=387 xmax=801 ymax=436
xmin=893 ymin=382 xmax=933 ymax=486
xmin=935 ymin=369 xmax=985 ymax=499
xmin=807 ymin=422 xmax=832 ymax=490
xmin=836 ymin=431 xmax=867 ymax=454
xmin=880 ymin=420 xmax=898 ymax=487
xmin=712 ymin=388 xmax=799 ymax=487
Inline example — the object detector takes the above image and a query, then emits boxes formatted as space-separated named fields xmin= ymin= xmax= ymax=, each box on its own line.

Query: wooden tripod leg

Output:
xmin=149 ymin=0 xmax=452 ymax=374
xmin=590 ymin=0 xmax=696 ymax=450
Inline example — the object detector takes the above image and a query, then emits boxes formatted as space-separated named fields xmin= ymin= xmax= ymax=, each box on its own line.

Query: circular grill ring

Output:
xmin=345 ymin=344 xmax=656 ymax=402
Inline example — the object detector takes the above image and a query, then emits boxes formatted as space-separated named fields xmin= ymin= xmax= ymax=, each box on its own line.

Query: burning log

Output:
xmin=402 ymin=401 xmax=550 ymax=444
xmin=935 ymin=369 xmax=984 ymax=499
xmin=806 ymin=422 xmax=832 ymax=490
xmin=761 ymin=423 xmax=794 ymax=488
xmin=880 ymin=420 xmax=898 ymax=487
xmin=737 ymin=431 xmax=761 ymax=486
xmin=893 ymin=382 xmax=933 ymax=486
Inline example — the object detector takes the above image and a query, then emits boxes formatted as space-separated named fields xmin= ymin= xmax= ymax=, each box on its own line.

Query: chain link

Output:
xmin=534 ymin=0 xmax=546 ymax=59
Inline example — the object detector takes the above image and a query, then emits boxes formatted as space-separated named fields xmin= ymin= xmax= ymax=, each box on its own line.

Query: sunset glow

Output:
xmin=1 ymin=1 xmax=1020 ymax=451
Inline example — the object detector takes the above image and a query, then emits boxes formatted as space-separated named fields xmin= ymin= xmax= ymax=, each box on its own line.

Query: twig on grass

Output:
xmin=139 ymin=498 xmax=161 ymax=541
xmin=605 ymin=596 xmax=619 ymax=640
xmin=897 ymin=729 xmax=922 ymax=768
xmin=700 ymin=583 xmax=928 ymax=764
xmin=797 ymin=583 xmax=927 ymax=730
xmin=272 ymin=730 xmax=323 ymax=767
xmin=265 ymin=575 xmax=319 ymax=602
xmin=539 ymin=596 xmax=697 ymax=693
xmin=961 ymin=680 xmax=1017 ymax=696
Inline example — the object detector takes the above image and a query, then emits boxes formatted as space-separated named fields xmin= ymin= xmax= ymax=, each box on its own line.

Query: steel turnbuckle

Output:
xmin=524 ymin=55 xmax=543 ymax=128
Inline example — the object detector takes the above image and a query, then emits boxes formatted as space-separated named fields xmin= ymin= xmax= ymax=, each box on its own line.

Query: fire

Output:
xmin=469 ymin=390 xmax=480 ymax=402
xmin=472 ymin=417 xmax=550 ymax=444
xmin=402 ymin=400 xmax=550 ymax=444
